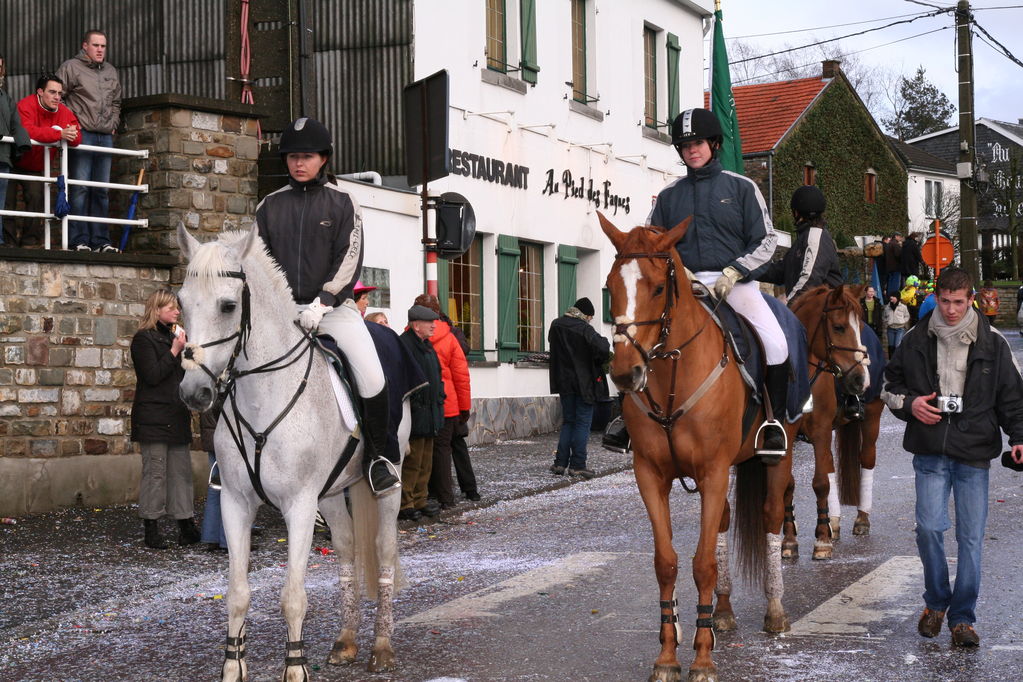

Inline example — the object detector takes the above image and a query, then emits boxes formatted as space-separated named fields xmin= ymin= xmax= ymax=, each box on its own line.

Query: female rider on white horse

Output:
xmin=255 ymin=116 xmax=399 ymax=495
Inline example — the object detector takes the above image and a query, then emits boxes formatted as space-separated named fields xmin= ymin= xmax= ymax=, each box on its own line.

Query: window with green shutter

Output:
xmin=643 ymin=26 xmax=657 ymax=128
xmin=557 ymin=244 xmax=579 ymax=316
xmin=517 ymin=242 xmax=544 ymax=353
xmin=667 ymin=33 xmax=681 ymax=123
xmin=439 ymin=238 xmax=485 ymax=357
xmin=486 ymin=0 xmax=507 ymax=72
xmin=520 ymin=0 xmax=539 ymax=84
xmin=496 ymin=234 xmax=521 ymax=361
xmin=571 ymin=0 xmax=587 ymax=101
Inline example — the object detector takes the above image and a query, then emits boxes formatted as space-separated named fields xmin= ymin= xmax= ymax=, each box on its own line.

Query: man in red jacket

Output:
xmin=7 ymin=75 xmax=81 ymax=247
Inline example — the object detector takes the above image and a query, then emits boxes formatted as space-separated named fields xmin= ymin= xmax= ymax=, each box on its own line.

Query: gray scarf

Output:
xmin=928 ymin=307 xmax=978 ymax=397
xmin=565 ymin=307 xmax=590 ymax=321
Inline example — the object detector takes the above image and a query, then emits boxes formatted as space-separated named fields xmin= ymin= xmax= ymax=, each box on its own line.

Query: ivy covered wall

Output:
xmin=761 ymin=77 xmax=908 ymax=247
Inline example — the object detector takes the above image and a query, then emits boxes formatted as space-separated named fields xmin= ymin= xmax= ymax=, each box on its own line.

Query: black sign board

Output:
xmin=404 ymin=70 xmax=450 ymax=187
xmin=436 ymin=192 xmax=477 ymax=259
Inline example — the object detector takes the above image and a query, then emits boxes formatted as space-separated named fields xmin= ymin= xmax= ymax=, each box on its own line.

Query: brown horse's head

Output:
xmin=791 ymin=284 xmax=870 ymax=396
xmin=598 ymin=212 xmax=692 ymax=393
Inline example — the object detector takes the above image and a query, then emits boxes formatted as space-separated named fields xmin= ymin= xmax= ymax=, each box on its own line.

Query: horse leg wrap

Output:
xmin=284 ymin=639 xmax=307 ymax=668
xmin=859 ymin=468 xmax=874 ymax=514
xmin=714 ymin=532 xmax=731 ymax=596
xmin=816 ymin=508 xmax=832 ymax=539
xmin=224 ymin=627 xmax=247 ymax=661
xmin=374 ymin=568 xmax=395 ymax=642
xmin=827 ymin=472 xmax=840 ymax=522
xmin=765 ymin=534 xmax=784 ymax=600
xmin=338 ymin=564 xmax=359 ymax=632
xmin=784 ymin=504 xmax=797 ymax=536
xmin=658 ymin=590 xmax=682 ymax=647
xmin=694 ymin=604 xmax=716 ymax=650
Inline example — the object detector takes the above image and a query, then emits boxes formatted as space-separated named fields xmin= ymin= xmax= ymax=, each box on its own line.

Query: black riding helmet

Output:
xmin=671 ymin=108 xmax=723 ymax=146
xmin=279 ymin=117 xmax=333 ymax=157
xmin=790 ymin=185 xmax=827 ymax=217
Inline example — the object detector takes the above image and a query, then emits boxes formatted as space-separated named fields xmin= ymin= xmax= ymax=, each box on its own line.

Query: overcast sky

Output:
xmin=716 ymin=0 xmax=1023 ymax=126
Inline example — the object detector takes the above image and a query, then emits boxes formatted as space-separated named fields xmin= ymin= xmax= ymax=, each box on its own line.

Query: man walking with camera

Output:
xmin=882 ymin=267 xmax=1023 ymax=647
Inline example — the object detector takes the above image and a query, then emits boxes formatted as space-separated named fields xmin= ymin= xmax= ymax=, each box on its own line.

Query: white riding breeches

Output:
xmin=694 ymin=271 xmax=787 ymax=365
xmin=300 ymin=300 xmax=385 ymax=397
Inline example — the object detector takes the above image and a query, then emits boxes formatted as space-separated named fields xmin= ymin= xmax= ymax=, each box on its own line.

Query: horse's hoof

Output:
xmin=648 ymin=664 xmax=683 ymax=682
xmin=713 ymin=611 xmax=737 ymax=632
xmin=812 ymin=542 xmax=833 ymax=560
xmin=853 ymin=512 xmax=870 ymax=536
xmin=367 ymin=649 xmax=396 ymax=673
xmin=686 ymin=666 xmax=718 ymax=682
xmin=221 ymin=660 xmax=248 ymax=682
xmin=763 ymin=613 xmax=791 ymax=633
xmin=326 ymin=641 xmax=357 ymax=666
xmin=829 ymin=517 xmax=841 ymax=541
xmin=781 ymin=540 xmax=799 ymax=560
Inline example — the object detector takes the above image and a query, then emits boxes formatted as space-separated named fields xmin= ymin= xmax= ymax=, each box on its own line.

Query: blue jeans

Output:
xmin=69 ymin=131 xmax=113 ymax=248
xmin=886 ymin=272 xmax=902 ymax=299
xmin=887 ymin=327 xmax=905 ymax=355
xmin=555 ymin=393 xmax=595 ymax=469
xmin=913 ymin=453 xmax=989 ymax=627
xmin=0 ymin=161 xmax=9 ymax=244
xmin=200 ymin=453 xmax=227 ymax=548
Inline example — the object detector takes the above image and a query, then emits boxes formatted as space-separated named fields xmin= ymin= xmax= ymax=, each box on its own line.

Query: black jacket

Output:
xmin=884 ymin=239 xmax=902 ymax=272
xmin=256 ymin=174 xmax=363 ymax=306
xmin=901 ymin=236 xmax=923 ymax=278
xmin=757 ymin=220 xmax=842 ymax=300
xmin=882 ymin=311 xmax=1023 ymax=464
xmin=548 ymin=314 xmax=611 ymax=404
xmin=400 ymin=329 xmax=445 ymax=438
xmin=130 ymin=323 xmax=192 ymax=444
xmin=861 ymin=298 xmax=884 ymax=336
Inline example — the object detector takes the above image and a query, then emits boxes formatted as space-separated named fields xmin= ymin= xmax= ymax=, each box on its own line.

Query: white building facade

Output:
xmin=348 ymin=0 xmax=713 ymax=441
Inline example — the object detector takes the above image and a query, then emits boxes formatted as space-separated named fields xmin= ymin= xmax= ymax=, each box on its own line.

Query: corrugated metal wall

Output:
xmin=311 ymin=0 xmax=413 ymax=177
xmin=0 ymin=0 xmax=226 ymax=101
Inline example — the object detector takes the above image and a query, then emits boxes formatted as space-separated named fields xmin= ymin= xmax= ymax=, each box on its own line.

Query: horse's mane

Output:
xmin=186 ymin=230 xmax=292 ymax=300
xmin=790 ymin=284 xmax=861 ymax=316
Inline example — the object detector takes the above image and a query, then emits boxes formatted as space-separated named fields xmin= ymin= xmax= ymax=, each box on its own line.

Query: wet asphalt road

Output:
xmin=4 ymin=339 xmax=1023 ymax=681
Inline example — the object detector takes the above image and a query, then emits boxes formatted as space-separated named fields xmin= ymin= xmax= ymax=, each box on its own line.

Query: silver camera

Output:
xmin=937 ymin=394 xmax=963 ymax=414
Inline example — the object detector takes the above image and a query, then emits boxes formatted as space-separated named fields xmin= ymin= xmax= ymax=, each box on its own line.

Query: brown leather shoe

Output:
xmin=917 ymin=607 xmax=945 ymax=638
xmin=950 ymin=623 xmax=980 ymax=647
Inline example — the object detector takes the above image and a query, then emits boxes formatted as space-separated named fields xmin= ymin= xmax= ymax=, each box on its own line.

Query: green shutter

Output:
xmin=667 ymin=33 xmax=681 ymax=123
xmin=520 ymin=0 xmax=539 ymax=84
xmin=496 ymin=234 xmax=521 ymax=361
xmin=437 ymin=256 xmax=450 ymax=308
xmin=602 ymin=286 xmax=612 ymax=324
xmin=557 ymin=244 xmax=579 ymax=316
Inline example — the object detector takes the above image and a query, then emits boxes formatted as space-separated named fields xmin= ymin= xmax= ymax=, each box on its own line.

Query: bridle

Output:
xmin=181 ymin=268 xmax=320 ymax=509
xmin=611 ymin=248 xmax=730 ymax=493
xmin=808 ymin=296 xmax=869 ymax=388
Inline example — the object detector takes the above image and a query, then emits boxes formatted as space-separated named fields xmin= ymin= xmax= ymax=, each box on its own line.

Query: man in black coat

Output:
xmin=548 ymin=297 xmax=610 ymax=478
xmin=397 ymin=305 xmax=445 ymax=521
xmin=901 ymin=232 xmax=924 ymax=282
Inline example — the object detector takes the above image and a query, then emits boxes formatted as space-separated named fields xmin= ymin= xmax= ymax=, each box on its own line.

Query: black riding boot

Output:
xmin=144 ymin=519 xmax=168 ymax=550
xmin=602 ymin=416 xmax=632 ymax=453
xmin=757 ymin=363 xmax=789 ymax=465
xmin=177 ymin=518 xmax=201 ymax=545
xmin=361 ymin=388 xmax=399 ymax=496
xmin=843 ymin=392 xmax=865 ymax=421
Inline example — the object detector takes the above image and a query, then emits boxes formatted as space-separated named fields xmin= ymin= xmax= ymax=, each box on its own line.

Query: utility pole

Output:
xmin=956 ymin=0 xmax=980 ymax=281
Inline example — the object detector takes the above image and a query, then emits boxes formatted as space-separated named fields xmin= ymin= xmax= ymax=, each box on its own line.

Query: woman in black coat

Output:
xmin=130 ymin=289 xmax=199 ymax=550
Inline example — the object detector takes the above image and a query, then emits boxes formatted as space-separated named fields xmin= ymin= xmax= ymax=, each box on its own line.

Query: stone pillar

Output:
xmin=116 ymin=94 xmax=265 ymax=267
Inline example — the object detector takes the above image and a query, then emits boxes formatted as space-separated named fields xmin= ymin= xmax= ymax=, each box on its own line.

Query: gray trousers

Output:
xmin=138 ymin=442 xmax=194 ymax=520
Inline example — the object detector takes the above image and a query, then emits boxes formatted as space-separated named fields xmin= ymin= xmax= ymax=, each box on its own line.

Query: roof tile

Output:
xmin=705 ymin=77 xmax=828 ymax=154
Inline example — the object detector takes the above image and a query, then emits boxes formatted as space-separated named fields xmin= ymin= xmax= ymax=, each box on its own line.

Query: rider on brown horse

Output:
xmin=647 ymin=108 xmax=789 ymax=464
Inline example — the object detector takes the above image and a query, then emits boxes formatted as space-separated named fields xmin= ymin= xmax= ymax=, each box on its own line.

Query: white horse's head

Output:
xmin=176 ymin=222 xmax=262 ymax=411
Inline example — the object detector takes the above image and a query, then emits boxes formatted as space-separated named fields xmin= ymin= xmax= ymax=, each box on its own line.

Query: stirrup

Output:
xmin=367 ymin=457 xmax=401 ymax=496
xmin=755 ymin=419 xmax=787 ymax=464
xmin=208 ymin=461 xmax=222 ymax=491
xmin=844 ymin=396 xmax=865 ymax=421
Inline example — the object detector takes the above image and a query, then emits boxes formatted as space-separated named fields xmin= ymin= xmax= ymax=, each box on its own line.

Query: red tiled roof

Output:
xmin=704 ymin=77 xmax=829 ymax=154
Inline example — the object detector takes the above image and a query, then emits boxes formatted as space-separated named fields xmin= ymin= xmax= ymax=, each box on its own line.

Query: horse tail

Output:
xmin=733 ymin=457 xmax=768 ymax=587
xmin=349 ymin=478 xmax=406 ymax=601
xmin=836 ymin=421 xmax=862 ymax=507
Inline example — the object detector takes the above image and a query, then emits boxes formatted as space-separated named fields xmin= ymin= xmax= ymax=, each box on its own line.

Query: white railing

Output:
xmin=0 ymin=136 xmax=149 ymax=251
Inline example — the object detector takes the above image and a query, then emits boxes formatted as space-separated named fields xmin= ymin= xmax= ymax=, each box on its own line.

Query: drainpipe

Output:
xmin=339 ymin=171 xmax=383 ymax=185
xmin=767 ymin=152 xmax=775 ymax=223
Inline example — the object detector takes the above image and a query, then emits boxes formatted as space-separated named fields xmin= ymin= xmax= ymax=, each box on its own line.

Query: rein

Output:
xmin=807 ymin=298 xmax=868 ymax=387
xmin=182 ymin=269 xmax=330 ymax=510
xmin=613 ymin=250 xmax=730 ymax=494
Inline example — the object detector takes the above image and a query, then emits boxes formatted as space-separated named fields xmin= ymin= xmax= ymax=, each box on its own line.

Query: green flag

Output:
xmin=711 ymin=5 xmax=743 ymax=173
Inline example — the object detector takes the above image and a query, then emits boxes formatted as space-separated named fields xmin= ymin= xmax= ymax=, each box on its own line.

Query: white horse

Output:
xmin=176 ymin=224 xmax=409 ymax=681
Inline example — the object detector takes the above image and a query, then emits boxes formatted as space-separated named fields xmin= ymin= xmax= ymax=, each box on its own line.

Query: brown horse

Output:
xmin=785 ymin=285 xmax=882 ymax=561
xmin=599 ymin=213 xmax=798 ymax=682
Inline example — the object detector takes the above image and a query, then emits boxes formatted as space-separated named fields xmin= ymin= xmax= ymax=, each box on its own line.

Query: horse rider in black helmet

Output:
xmin=648 ymin=107 xmax=789 ymax=464
xmin=255 ymin=116 xmax=400 ymax=495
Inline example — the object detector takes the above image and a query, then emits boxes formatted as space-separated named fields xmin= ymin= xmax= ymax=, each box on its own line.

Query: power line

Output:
xmin=730 ymin=26 xmax=951 ymax=85
xmin=972 ymin=20 xmax=1023 ymax=68
xmin=727 ymin=11 xmax=929 ymax=41
xmin=729 ymin=6 xmax=954 ymax=65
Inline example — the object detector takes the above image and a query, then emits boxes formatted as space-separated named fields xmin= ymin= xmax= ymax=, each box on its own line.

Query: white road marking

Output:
xmin=787 ymin=556 xmax=923 ymax=640
xmin=399 ymin=552 xmax=620 ymax=625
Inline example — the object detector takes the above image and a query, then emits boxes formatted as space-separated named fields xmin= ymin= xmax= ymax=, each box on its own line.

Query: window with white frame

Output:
xmin=643 ymin=25 xmax=658 ymax=128
xmin=440 ymin=237 xmax=484 ymax=354
xmin=925 ymin=179 xmax=943 ymax=218
xmin=484 ymin=0 xmax=539 ymax=84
